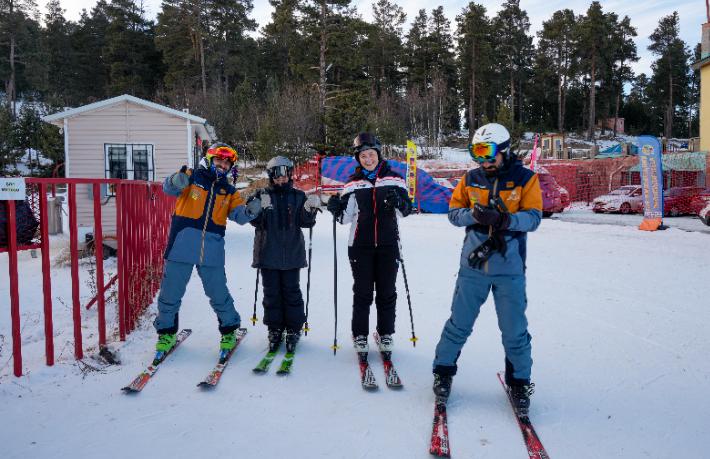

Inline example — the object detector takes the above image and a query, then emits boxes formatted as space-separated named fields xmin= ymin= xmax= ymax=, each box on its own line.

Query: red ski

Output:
xmin=122 ymin=329 xmax=192 ymax=393
xmin=429 ymin=398 xmax=451 ymax=457
xmin=497 ymin=372 xmax=550 ymax=459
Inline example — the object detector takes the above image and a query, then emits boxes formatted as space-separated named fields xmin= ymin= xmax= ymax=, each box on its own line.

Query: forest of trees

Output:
xmin=0 ymin=0 xmax=701 ymax=172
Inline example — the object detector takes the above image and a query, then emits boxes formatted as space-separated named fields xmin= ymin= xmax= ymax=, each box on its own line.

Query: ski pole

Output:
xmin=331 ymin=213 xmax=339 ymax=355
xmin=394 ymin=214 xmax=417 ymax=346
xmin=304 ymin=226 xmax=313 ymax=336
xmin=251 ymin=268 xmax=260 ymax=325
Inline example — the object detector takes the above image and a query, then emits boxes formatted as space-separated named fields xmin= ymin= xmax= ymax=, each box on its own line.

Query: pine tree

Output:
xmin=103 ymin=0 xmax=162 ymax=98
xmin=456 ymin=2 xmax=491 ymax=137
xmin=576 ymin=1 xmax=613 ymax=140
xmin=41 ymin=0 xmax=75 ymax=104
xmin=367 ymin=0 xmax=406 ymax=97
xmin=70 ymin=4 xmax=110 ymax=103
xmin=648 ymin=12 xmax=691 ymax=138
xmin=537 ymin=9 xmax=577 ymax=133
xmin=609 ymin=15 xmax=637 ymax=137
xmin=492 ymin=0 xmax=533 ymax=131
xmin=0 ymin=0 xmax=40 ymax=117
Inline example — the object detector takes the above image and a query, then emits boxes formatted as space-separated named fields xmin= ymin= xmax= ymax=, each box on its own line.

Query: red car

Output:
xmin=538 ymin=172 xmax=565 ymax=217
xmin=663 ymin=186 xmax=706 ymax=216
xmin=687 ymin=188 xmax=710 ymax=216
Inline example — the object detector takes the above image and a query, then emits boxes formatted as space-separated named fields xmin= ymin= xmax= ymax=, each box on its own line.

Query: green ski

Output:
xmin=253 ymin=344 xmax=281 ymax=374
xmin=276 ymin=352 xmax=295 ymax=375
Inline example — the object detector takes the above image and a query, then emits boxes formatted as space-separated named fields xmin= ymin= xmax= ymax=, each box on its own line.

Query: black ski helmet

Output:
xmin=352 ymin=132 xmax=382 ymax=164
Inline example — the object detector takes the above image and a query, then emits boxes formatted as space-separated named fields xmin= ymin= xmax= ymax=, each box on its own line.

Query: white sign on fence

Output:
xmin=0 ymin=178 xmax=26 ymax=200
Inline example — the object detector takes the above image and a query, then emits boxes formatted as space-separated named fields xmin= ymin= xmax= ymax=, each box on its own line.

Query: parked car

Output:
xmin=592 ymin=185 xmax=643 ymax=214
xmin=662 ymin=186 xmax=706 ymax=216
xmin=699 ymin=202 xmax=710 ymax=226
xmin=559 ymin=186 xmax=570 ymax=209
xmin=538 ymin=172 xmax=564 ymax=217
xmin=687 ymin=188 xmax=710 ymax=216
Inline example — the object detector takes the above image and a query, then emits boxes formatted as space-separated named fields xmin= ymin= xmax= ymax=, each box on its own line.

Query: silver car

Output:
xmin=593 ymin=185 xmax=644 ymax=214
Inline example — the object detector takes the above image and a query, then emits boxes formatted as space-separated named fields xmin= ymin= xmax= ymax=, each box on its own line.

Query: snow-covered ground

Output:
xmin=1 ymin=215 xmax=709 ymax=458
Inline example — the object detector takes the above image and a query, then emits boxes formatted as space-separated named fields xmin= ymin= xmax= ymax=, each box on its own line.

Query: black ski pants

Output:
xmin=348 ymin=245 xmax=399 ymax=337
xmin=261 ymin=268 xmax=305 ymax=332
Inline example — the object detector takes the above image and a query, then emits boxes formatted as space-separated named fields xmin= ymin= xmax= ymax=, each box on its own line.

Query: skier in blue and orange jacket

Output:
xmin=153 ymin=143 xmax=262 ymax=355
xmin=432 ymin=123 xmax=543 ymax=416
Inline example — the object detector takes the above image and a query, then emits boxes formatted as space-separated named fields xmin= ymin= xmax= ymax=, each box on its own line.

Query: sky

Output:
xmin=48 ymin=0 xmax=706 ymax=76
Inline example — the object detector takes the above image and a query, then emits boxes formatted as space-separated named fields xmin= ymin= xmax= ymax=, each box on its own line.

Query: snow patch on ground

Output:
xmin=1 ymin=216 xmax=709 ymax=458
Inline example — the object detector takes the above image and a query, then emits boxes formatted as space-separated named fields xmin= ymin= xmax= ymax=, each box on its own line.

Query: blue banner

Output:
xmin=635 ymin=136 xmax=664 ymax=219
xmin=320 ymin=157 xmax=452 ymax=213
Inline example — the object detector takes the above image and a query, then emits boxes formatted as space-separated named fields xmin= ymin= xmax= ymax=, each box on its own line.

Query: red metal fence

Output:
xmin=1 ymin=178 xmax=174 ymax=377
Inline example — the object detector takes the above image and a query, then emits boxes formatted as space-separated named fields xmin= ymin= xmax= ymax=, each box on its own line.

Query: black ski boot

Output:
xmin=433 ymin=374 xmax=453 ymax=402
xmin=285 ymin=329 xmax=301 ymax=353
xmin=508 ymin=382 xmax=535 ymax=416
xmin=353 ymin=335 xmax=368 ymax=362
xmin=268 ymin=328 xmax=283 ymax=353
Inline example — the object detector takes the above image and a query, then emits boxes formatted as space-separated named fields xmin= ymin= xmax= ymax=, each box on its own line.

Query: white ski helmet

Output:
xmin=472 ymin=123 xmax=511 ymax=152
xmin=266 ymin=156 xmax=294 ymax=181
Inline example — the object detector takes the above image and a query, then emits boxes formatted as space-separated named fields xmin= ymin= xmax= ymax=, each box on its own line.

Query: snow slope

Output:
xmin=1 ymin=215 xmax=709 ymax=458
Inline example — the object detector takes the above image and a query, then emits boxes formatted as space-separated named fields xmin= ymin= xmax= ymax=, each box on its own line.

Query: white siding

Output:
xmin=66 ymin=101 xmax=191 ymax=235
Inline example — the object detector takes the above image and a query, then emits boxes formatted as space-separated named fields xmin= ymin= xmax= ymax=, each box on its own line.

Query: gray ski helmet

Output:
xmin=352 ymin=132 xmax=382 ymax=163
xmin=266 ymin=156 xmax=294 ymax=181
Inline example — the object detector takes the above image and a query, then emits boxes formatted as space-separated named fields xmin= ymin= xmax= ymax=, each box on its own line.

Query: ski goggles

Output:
xmin=468 ymin=142 xmax=499 ymax=163
xmin=268 ymin=165 xmax=293 ymax=179
xmin=207 ymin=146 xmax=238 ymax=163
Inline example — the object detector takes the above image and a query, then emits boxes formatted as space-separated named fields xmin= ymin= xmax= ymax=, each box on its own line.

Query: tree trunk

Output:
xmin=509 ymin=69 xmax=515 ymax=130
xmin=587 ymin=57 xmax=596 ymax=141
xmin=557 ymin=72 xmax=563 ymax=133
xmin=9 ymin=34 xmax=17 ymax=118
xmin=468 ymin=42 xmax=476 ymax=141
xmin=666 ymin=71 xmax=673 ymax=139
xmin=199 ymin=35 xmax=207 ymax=99
xmin=613 ymin=87 xmax=621 ymax=137
xmin=319 ymin=0 xmax=328 ymax=143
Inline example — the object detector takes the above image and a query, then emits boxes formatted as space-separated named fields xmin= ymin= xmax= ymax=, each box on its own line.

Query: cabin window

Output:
xmin=104 ymin=144 xmax=155 ymax=194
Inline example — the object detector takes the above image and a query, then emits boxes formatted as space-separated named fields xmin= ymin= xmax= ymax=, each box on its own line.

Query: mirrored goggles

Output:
xmin=468 ymin=142 xmax=499 ymax=163
xmin=269 ymin=165 xmax=292 ymax=179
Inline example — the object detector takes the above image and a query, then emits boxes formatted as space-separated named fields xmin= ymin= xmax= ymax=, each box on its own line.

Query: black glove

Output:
xmin=473 ymin=203 xmax=510 ymax=230
xmin=468 ymin=234 xmax=507 ymax=269
xmin=327 ymin=195 xmax=343 ymax=218
xmin=383 ymin=189 xmax=403 ymax=211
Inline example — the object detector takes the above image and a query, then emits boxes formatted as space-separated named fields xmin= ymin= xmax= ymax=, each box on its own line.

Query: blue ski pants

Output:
xmin=153 ymin=260 xmax=241 ymax=334
xmin=433 ymin=267 xmax=532 ymax=381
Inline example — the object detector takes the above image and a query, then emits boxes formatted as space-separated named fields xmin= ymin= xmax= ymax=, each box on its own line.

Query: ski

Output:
xmin=358 ymin=354 xmax=378 ymax=390
xmin=122 ymin=329 xmax=192 ymax=393
xmin=197 ymin=328 xmax=248 ymax=388
xmin=276 ymin=351 xmax=295 ymax=375
xmin=253 ymin=344 xmax=281 ymax=374
xmin=429 ymin=397 xmax=451 ymax=457
xmin=497 ymin=372 xmax=549 ymax=459
xmin=373 ymin=332 xmax=403 ymax=389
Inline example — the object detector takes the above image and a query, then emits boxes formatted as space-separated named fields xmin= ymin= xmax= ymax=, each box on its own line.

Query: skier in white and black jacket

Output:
xmin=326 ymin=132 xmax=412 ymax=359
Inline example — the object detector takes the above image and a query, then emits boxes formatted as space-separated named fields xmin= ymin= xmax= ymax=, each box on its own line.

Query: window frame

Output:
xmin=104 ymin=143 xmax=156 ymax=195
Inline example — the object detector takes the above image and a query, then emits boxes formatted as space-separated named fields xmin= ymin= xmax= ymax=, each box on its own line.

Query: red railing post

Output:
xmin=38 ymin=184 xmax=55 ymax=366
xmin=7 ymin=200 xmax=23 ymax=377
xmin=68 ymin=183 xmax=83 ymax=359
xmin=93 ymin=183 xmax=106 ymax=346
xmin=116 ymin=183 xmax=126 ymax=340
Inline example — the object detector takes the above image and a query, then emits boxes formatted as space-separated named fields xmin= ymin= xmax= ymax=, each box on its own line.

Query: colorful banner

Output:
xmin=636 ymin=135 xmax=664 ymax=230
xmin=406 ymin=140 xmax=417 ymax=200
xmin=319 ymin=156 xmax=452 ymax=213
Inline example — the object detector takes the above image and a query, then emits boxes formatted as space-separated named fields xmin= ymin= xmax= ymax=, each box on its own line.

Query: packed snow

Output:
xmin=1 ymin=214 xmax=709 ymax=458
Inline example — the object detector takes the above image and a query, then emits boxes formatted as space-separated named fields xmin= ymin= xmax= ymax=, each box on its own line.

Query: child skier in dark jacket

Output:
xmin=249 ymin=156 xmax=321 ymax=353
